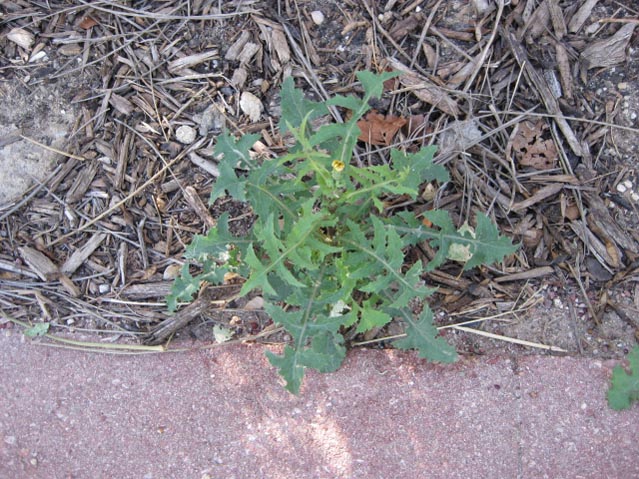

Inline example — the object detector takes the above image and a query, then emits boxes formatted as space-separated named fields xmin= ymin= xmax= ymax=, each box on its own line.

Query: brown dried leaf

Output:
xmin=357 ymin=111 xmax=407 ymax=146
xmin=513 ymin=121 xmax=558 ymax=170
xmin=79 ymin=16 xmax=99 ymax=30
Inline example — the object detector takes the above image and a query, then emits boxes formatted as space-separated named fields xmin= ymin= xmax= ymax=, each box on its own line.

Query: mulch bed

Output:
xmin=1 ymin=0 xmax=638 ymax=355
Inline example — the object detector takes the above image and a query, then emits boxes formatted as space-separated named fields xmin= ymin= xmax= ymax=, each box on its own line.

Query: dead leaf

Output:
xmin=357 ymin=111 xmax=407 ymax=146
xmin=79 ymin=16 xmax=99 ymax=30
xmin=513 ymin=120 xmax=558 ymax=170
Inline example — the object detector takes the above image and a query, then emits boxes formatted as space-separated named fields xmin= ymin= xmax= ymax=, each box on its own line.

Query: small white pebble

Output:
xmin=623 ymin=179 xmax=633 ymax=189
xmin=98 ymin=284 xmax=110 ymax=294
xmin=553 ymin=297 xmax=563 ymax=309
xmin=616 ymin=183 xmax=627 ymax=193
xmin=176 ymin=125 xmax=196 ymax=144
xmin=310 ymin=10 xmax=324 ymax=25
xmin=631 ymin=192 xmax=639 ymax=202
xmin=631 ymin=112 xmax=637 ymax=121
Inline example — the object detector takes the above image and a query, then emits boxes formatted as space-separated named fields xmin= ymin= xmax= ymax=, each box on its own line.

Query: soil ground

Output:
xmin=1 ymin=1 xmax=639 ymax=365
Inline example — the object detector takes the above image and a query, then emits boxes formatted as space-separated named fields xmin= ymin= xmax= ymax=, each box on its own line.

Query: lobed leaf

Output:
xmin=209 ymin=132 xmax=261 ymax=202
xmin=167 ymin=264 xmax=201 ymax=312
xmin=279 ymin=77 xmax=328 ymax=134
xmin=393 ymin=306 xmax=458 ymax=363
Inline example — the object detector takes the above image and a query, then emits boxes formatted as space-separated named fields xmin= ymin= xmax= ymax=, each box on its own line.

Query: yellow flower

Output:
xmin=332 ymin=160 xmax=345 ymax=172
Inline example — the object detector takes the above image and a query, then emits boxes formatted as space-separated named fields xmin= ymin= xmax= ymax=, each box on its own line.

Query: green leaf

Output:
xmin=356 ymin=70 xmax=401 ymax=99
xmin=210 ymin=131 xmax=261 ymax=202
xmin=264 ymin=303 xmax=344 ymax=343
xmin=393 ymin=211 xmax=518 ymax=272
xmin=326 ymin=94 xmax=363 ymax=111
xmin=279 ymin=77 xmax=328 ymax=133
xmin=357 ymin=301 xmax=392 ymax=333
xmin=343 ymin=217 xmax=431 ymax=306
xmin=608 ymin=346 xmax=639 ymax=410
xmin=24 ymin=322 xmax=49 ymax=338
xmin=462 ymin=213 xmax=518 ymax=270
xmin=266 ymin=346 xmax=305 ymax=394
xmin=393 ymin=307 xmax=457 ymax=363
xmin=390 ymin=147 xmax=449 ymax=189
xmin=299 ymin=332 xmax=346 ymax=373
xmin=167 ymin=264 xmax=201 ymax=312
xmin=185 ymin=213 xmax=252 ymax=261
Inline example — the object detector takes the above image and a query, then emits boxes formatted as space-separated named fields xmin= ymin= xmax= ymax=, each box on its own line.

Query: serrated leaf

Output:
xmin=185 ymin=213 xmax=252 ymax=261
xmin=608 ymin=346 xmax=639 ymax=410
xmin=24 ymin=322 xmax=49 ymax=338
xmin=344 ymin=217 xmax=430 ymax=305
xmin=357 ymin=302 xmax=392 ymax=333
xmin=210 ymin=131 xmax=261 ymax=202
xmin=279 ymin=77 xmax=328 ymax=133
xmin=266 ymin=346 xmax=305 ymax=394
xmin=462 ymin=213 xmax=518 ymax=269
xmin=264 ymin=303 xmax=343 ymax=343
xmin=326 ymin=94 xmax=364 ymax=111
xmin=167 ymin=264 xmax=201 ymax=312
xmin=393 ymin=307 xmax=457 ymax=363
xmin=393 ymin=211 xmax=517 ymax=272
xmin=357 ymin=70 xmax=401 ymax=99
xmin=390 ymin=147 xmax=449 ymax=189
xmin=299 ymin=332 xmax=346 ymax=373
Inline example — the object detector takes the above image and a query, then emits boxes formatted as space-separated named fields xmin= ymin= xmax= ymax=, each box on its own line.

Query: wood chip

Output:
xmin=7 ymin=27 xmax=35 ymax=50
xmin=230 ymin=66 xmax=248 ymax=88
xmin=271 ymin=28 xmax=291 ymax=64
xmin=580 ymin=23 xmax=636 ymax=70
xmin=183 ymin=186 xmax=216 ymax=228
xmin=493 ymin=266 xmax=555 ymax=283
xmin=109 ymin=93 xmax=134 ymax=116
xmin=61 ymin=233 xmax=107 ymax=275
xmin=568 ymin=0 xmax=599 ymax=33
xmin=168 ymin=50 xmax=218 ymax=73
xmin=385 ymin=57 xmax=460 ymax=117
xmin=547 ymin=0 xmax=567 ymax=39
xmin=18 ymin=247 xmax=59 ymax=281
xmin=189 ymin=151 xmax=220 ymax=177
xmin=238 ymin=42 xmax=260 ymax=66
xmin=511 ymin=183 xmax=563 ymax=212
xmin=224 ymin=31 xmax=251 ymax=61
xmin=65 ymin=161 xmax=98 ymax=203
xmin=554 ymin=41 xmax=573 ymax=100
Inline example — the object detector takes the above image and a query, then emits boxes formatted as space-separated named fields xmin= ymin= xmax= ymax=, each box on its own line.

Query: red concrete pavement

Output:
xmin=1 ymin=330 xmax=637 ymax=479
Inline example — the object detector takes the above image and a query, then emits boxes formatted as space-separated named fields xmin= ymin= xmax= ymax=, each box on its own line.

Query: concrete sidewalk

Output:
xmin=1 ymin=330 xmax=637 ymax=479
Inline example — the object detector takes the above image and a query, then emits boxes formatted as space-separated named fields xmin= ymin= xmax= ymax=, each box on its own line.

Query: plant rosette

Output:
xmin=169 ymin=71 xmax=517 ymax=393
